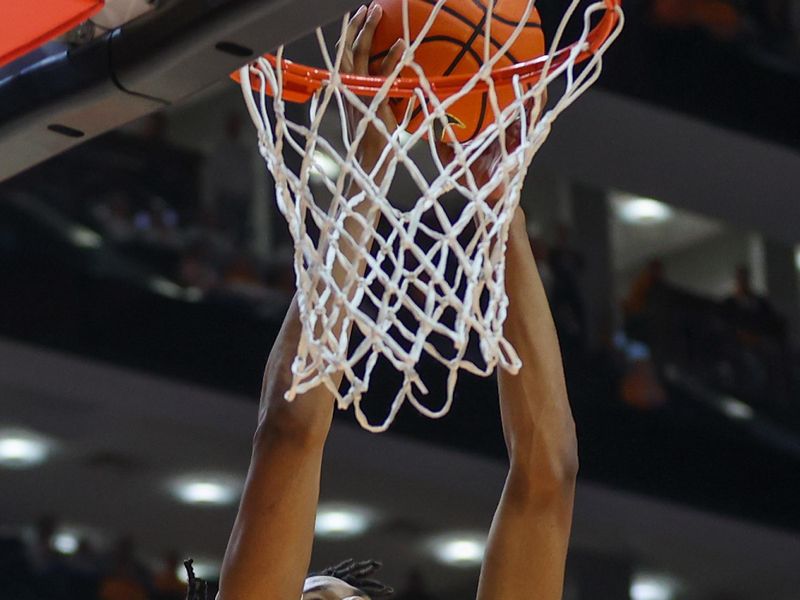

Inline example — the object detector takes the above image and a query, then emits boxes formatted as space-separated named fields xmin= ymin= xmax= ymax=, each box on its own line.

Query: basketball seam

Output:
xmin=444 ymin=15 xmax=487 ymax=76
xmin=369 ymin=0 xmax=542 ymax=65
xmin=370 ymin=1 xmax=540 ymax=140
xmin=418 ymin=0 xmax=541 ymax=63
xmin=403 ymin=36 xmax=491 ymax=127
xmin=470 ymin=0 xmax=542 ymax=28
xmin=473 ymin=90 xmax=489 ymax=140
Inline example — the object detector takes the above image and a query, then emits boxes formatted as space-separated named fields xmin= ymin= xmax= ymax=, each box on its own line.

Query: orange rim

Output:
xmin=233 ymin=0 xmax=621 ymax=103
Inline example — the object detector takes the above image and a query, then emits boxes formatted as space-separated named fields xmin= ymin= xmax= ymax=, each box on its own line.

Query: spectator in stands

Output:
xmin=721 ymin=265 xmax=788 ymax=403
xmin=134 ymin=197 xmax=181 ymax=248
xmin=623 ymin=259 xmax=666 ymax=344
xmin=202 ymin=113 xmax=255 ymax=245
xmin=63 ymin=537 xmax=101 ymax=598
xmin=153 ymin=551 xmax=187 ymax=600
xmin=745 ymin=0 xmax=800 ymax=52
xmin=183 ymin=207 xmax=236 ymax=269
xmin=179 ymin=241 xmax=220 ymax=292
xmin=92 ymin=191 xmax=136 ymax=243
xmin=650 ymin=0 xmax=746 ymax=40
xmin=25 ymin=515 xmax=59 ymax=576
xmin=723 ymin=265 xmax=778 ymax=332
xmin=548 ymin=223 xmax=587 ymax=358
xmin=98 ymin=536 xmax=152 ymax=600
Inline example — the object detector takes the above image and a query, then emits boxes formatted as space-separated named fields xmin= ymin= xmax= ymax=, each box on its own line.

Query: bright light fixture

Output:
xmin=170 ymin=476 xmax=241 ymax=506
xmin=630 ymin=573 xmax=678 ymax=600
xmin=616 ymin=197 xmax=674 ymax=225
xmin=720 ymin=397 xmax=754 ymax=420
xmin=794 ymin=247 xmax=800 ymax=271
xmin=69 ymin=226 xmax=103 ymax=248
xmin=53 ymin=531 xmax=80 ymax=555
xmin=430 ymin=533 xmax=486 ymax=567
xmin=0 ymin=429 xmax=50 ymax=468
xmin=315 ymin=504 xmax=372 ymax=539
xmin=311 ymin=150 xmax=341 ymax=181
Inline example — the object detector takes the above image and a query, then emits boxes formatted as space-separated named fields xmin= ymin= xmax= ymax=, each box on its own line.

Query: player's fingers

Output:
xmin=339 ymin=5 xmax=368 ymax=72
xmin=340 ymin=5 xmax=368 ymax=52
xmin=378 ymin=38 xmax=405 ymax=77
xmin=353 ymin=2 xmax=383 ymax=75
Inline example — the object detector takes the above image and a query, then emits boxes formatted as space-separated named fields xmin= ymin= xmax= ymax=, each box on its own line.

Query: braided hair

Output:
xmin=184 ymin=559 xmax=209 ymax=600
xmin=313 ymin=558 xmax=394 ymax=598
xmin=183 ymin=557 xmax=394 ymax=598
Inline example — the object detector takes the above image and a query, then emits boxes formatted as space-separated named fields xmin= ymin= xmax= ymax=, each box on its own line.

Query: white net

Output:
xmin=239 ymin=0 xmax=623 ymax=431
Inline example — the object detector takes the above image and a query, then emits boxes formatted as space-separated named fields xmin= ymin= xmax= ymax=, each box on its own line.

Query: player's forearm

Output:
xmin=257 ymin=295 xmax=334 ymax=443
xmin=257 ymin=186 xmax=381 ymax=442
xmin=498 ymin=209 xmax=578 ymax=485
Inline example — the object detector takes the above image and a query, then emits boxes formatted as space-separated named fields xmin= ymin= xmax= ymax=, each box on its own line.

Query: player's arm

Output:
xmin=215 ymin=293 xmax=334 ymax=600
xmin=476 ymin=207 xmax=579 ymax=600
xmin=216 ymin=6 xmax=402 ymax=599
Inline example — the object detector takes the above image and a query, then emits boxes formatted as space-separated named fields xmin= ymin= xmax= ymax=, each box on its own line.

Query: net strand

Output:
xmin=240 ymin=0 xmax=624 ymax=432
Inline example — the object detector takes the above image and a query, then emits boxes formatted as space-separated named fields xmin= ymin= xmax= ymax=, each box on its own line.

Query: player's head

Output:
xmin=303 ymin=559 xmax=393 ymax=599
xmin=184 ymin=558 xmax=392 ymax=599
xmin=302 ymin=574 xmax=370 ymax=599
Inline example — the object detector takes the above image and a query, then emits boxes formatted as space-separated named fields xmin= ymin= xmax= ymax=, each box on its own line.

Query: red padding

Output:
xmin=0 ymin=0 xmax=105 ymax=68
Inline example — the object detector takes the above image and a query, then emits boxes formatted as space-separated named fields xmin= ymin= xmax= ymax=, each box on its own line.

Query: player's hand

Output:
xmin=339 ymin=2 xmax=405 ymax=172
xmin=435 ymin=97 xmax=541 ymax=204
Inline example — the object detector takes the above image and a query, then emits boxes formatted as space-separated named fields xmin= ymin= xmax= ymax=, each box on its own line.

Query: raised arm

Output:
xmin=216 ymin=5 xmax=403 ymax=599
xmin=476 ymin=208 xmax=579 ymax=600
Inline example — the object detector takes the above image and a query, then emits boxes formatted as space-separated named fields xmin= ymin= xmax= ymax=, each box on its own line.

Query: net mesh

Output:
xmin=239 ymin=0 xmax=623 ymax=431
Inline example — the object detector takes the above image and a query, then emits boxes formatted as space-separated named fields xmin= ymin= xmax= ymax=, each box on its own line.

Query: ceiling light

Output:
xmin=311 ymin=150 xmax=341 ymax=181
xmin=630 ymin=573 xmax=678 ymax=600
xmin=315 ymin=504 xmax=373 ymax=539
xmin=794 ymin=247 xmax=800 ymax=271
xmin=616 ymin=197 xmax=674 ymax=225
xmin=69 ymin=226 xmax=103 ymax=248
xmin=429 ymin=533 xmax=486 ymax=567
xmin=53 ymin=531 xmax=80 ymax=555
xmin=170 ymin=476 xmax=241 ymax=506
xmin=720 ymin=397 xmax=754 ymax=420
xmin=0 ymin=429 xmax=50 ymax=468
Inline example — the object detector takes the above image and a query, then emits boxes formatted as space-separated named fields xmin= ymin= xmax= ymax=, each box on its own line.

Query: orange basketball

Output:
xmin=369 ymin=0 xmax=545 ymax=142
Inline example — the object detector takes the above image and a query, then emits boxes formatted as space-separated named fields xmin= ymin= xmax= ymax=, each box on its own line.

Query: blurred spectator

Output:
xmin=394 ymin=567 xmax=436 ymax=600
xmin=92 ymin=191 xmax=136 ymax=243
xmin=153 ymin=551 xmax=186 ymax=600
xmin=98 ymin=536 xmax=151 ymax=600
xmin=223 ymin=251 xmax=263 ymax=288
xmin=203 ymin=113 xmax=254 ymax=245
xmin=63 ymin=537 xmax=101 ymax=598
xmin=136 ymin=113 xmax=201 ymax=208
xmin=25 ymin=515 xmax=59 ymax=576
xmin=183 ymin=207 xmax=237 ymax=268
xmin=722 ymin=265 xmax=779 ymax=334
xmin=720 ymin=265 xmax=788 ymax=403
xmin=623 ymin=259 xmax=666 ymax=344
xmin=621 ymin=357 xmax=668 ymax=411
xmin=548 ymin=223 xmax=587 ymax=355
xmin=134 ymin=197 xmax=181 ymax=248
xmin=179 ymin=241 xmax=220 ymax=292
xmin=650 ymin=0 xmax=746 ymax=40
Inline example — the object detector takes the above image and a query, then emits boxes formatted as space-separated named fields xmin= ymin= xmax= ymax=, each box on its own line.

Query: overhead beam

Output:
xmin=0 ymin=0 xmax=362 ymax=182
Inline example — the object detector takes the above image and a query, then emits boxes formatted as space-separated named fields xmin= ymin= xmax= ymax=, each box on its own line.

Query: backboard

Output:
xmin=0 ymin=0 xmax=363 ymax=182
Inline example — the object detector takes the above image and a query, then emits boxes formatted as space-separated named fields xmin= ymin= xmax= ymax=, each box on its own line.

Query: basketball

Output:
xmin=369 ymin=0 xmax=545 ymax=142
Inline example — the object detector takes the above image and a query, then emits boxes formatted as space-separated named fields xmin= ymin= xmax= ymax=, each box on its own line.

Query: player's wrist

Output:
xmin=254 ymin=402 xmax=332 ymax=449
xmin=506 ymin=207 xmax=529 ymax=249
